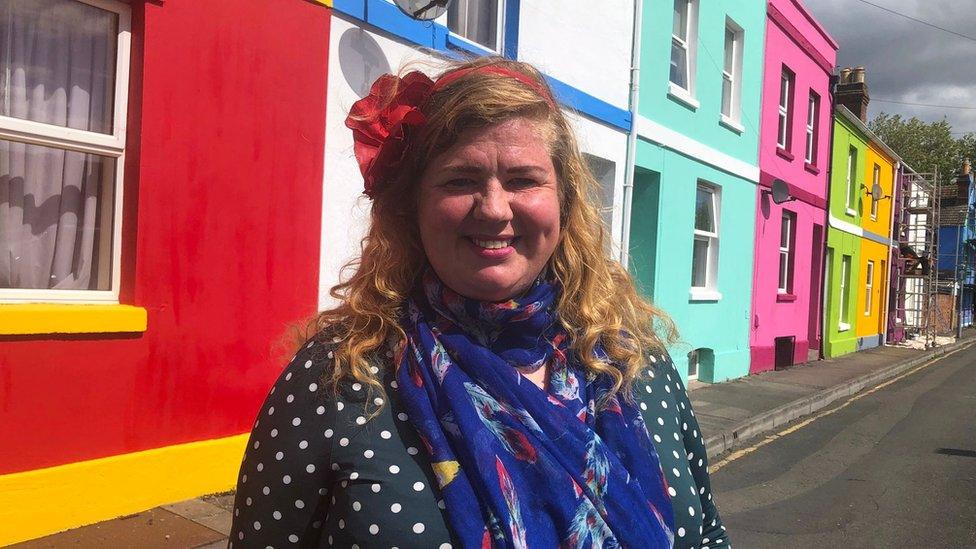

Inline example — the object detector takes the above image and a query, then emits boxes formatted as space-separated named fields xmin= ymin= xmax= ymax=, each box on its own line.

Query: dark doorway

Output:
xmin=807 ymin=223 xmax=824 ymax=360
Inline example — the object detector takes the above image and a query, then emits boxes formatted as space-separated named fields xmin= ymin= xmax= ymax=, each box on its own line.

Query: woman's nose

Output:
xmin=473 ymin=179 xmax=514 ymax=222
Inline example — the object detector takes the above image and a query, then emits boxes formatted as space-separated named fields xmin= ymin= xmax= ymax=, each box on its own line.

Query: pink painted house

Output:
xmin=750 ymin=0 xmax=838 ymax=372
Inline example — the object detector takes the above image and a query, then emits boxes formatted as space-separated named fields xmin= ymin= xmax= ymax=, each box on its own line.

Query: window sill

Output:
xmin=838 ymin=322 xmax=851 ymax=332
xmin=667 ymin=83 xmax=700 ymax=111
xmin=804 ymin=162 xmax=820 ymax=175
xmin=845 ymin=208 xmax=857 ymax=217
xmin=0 ymin=304 xmax=147 ymax=335
xmin=776 ymin=147 xmax=794 ymax=161
xmin=446 ymin=33 xmax=498 ymax=57
xmin=689 ymin=288 xmax=722 ymax=302
xmin=719 ymin=115 xmax=744 ymax=134
xmin=776 ymin=293 xmax=797 ymax=302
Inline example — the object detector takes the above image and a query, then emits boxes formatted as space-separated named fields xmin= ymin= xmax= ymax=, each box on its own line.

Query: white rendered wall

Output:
xmin=516 ymin=2 xmax=635 ymax=109
xmin=321 ymin=14 xmax=631 ymax=309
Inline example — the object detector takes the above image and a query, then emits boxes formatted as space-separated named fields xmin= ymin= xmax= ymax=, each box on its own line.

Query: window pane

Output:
xmin=0 ymin=0 xmax=118 ymax=134
xmin=584 ymin=153 xmax=617 ymax=236
xmin=694 ymin=187 xmax=714 ymax=232
xmin=777 ymin=114 xmax=787 ymax=147
xmin=670 ymin=39 xmax=687 ymax=89
xmin=448 ymin=0 xmax=499 ymax=50
xmin=779 ymin=73 xmax=790 ymax=109
xmin=721 ymin=76 xmax=732 ymax=117
xmin=672 ymin=0 xmax=687 ymax=40
xmin=779 ymin=251 xmax=788 ymax=290
xmin=780 ymin=215 xmax=790 ymax=248
xmin=692 ymin=237 xmax=708 ymax=287
xmin=723 ymin=29 xmax=735 ymax=72
xmin=0 ymin=138 xmax=115 ymax=290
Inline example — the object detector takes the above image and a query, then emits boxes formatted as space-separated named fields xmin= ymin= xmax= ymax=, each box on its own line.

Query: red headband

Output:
xmin=345 ymin=65 xmax=556 ymax=198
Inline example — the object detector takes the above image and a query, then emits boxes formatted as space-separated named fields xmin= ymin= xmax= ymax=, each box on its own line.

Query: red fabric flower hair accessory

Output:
xmin=345 ymin=71 xmax=434 ymax=198
xmin=345 ymin=65 xmax=556 ymax=198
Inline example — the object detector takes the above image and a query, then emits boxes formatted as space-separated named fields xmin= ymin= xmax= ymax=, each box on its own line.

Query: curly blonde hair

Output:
xmin=308 ymin=56 xmax=676 ymax=401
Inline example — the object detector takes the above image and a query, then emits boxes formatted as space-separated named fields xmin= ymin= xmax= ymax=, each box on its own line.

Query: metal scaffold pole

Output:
xmin=893 ymin=168 xmax=940 ymax=348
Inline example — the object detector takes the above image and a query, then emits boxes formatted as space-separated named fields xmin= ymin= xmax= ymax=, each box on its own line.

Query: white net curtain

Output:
xmin=0 ymin=0 xmax=118 ymax=291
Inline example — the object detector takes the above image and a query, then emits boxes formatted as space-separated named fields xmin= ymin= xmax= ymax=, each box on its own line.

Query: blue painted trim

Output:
xmin=545 ymin=76 xmax=632 ymax=131
xmin=365 ymin=0 xmax=438 ymax=48
xmin=503 ymin=0 xmax=520 ymax=59
xmin=331 ymin=0 xmax=629 ymax=131
xmin=332 ymin=0 xmax=364 ymax=19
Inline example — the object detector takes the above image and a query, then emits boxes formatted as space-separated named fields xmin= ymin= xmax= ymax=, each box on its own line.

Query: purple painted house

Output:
xmin=750 ymin=0 xmax=838 ymax=373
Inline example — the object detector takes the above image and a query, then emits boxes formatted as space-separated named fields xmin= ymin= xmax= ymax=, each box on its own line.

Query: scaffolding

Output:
xmin=892 ymin=169 xmax=940 ymax=348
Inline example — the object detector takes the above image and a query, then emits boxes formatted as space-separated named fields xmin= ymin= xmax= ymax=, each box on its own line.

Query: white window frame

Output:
xmin=845 ymin=146 xmax=858 ymax=215
xmin=864 ymin=260 xmax=874 ymax=316
xmin=720 ymin=18 xmax=744 ymax=128
xmin=805 ymin=92 xmax=819 ymax=164
xmin=870 ymin=164 xmax=881 ymax=220
xmin=778 ymin=212 xmax=794 ymax=294
xmin=445 ymin=0 xmax=505 ymax=54
xmin=0 ymin=0 xmax=131 ymax=304
xmin=777 ymin=67 xmax=793 ymax=150
xmin=668 ymin=0 xmax=699 ymax=104
xmin=690 ymin=182 xmax=721 ymax=301
xmin=839 ymin=255 xmax=851 ymax=330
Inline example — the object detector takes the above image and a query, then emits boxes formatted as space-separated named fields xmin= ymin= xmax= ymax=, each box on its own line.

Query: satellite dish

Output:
xmin=393 ymin=0 xmax=452 ymax=20
xmin=871 ymin=182 xmax=885 ymax=202
xmin=770 ymin=179 xmax=794 ymax=204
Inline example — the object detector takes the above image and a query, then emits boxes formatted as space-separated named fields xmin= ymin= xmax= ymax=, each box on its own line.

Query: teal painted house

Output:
xmin=626 ymin=0 xmax=765 ymax=383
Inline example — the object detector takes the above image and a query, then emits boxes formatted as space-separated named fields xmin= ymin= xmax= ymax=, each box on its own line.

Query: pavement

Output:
xmin=13 ymin=329 xmax=976 ymax=548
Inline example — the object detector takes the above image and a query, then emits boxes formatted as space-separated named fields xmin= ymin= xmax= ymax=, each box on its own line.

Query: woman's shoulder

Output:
xmin=632 ymin=352 xmax=689 ymax=417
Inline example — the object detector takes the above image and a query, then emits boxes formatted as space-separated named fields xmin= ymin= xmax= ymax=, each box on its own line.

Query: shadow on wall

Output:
xmin=338 ymin=27 xmax=392 ymax=98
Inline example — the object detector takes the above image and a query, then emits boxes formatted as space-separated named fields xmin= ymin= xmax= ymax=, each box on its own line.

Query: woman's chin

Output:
xmin=449 ymin=274 xmax=531 ymax=302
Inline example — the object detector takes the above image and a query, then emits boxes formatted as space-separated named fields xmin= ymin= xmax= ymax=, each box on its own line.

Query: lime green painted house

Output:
xmin=824 ymin=107 xmax=867 ymax=358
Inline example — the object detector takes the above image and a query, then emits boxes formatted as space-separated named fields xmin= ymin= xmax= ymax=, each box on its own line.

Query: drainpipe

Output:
xmin=619 ymin=0 xmax=643 ymax=270
xmin=880 ymin=161 xmax=900 ymax=346
xmin=819 ymin=73 xmax=840 ymax=358
xmin=955 ymin=224 xmax=963 ymax=338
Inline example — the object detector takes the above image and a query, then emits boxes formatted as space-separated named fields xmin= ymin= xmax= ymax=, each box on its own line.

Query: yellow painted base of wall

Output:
xmin=0 ymin=434 xmax=248 ymax=546
xmin=0 ymin=304 xmax=148 ymax=335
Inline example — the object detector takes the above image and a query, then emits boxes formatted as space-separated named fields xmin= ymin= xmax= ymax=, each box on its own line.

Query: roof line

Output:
xmin=835 ymin=105 xmax=903 ymax=164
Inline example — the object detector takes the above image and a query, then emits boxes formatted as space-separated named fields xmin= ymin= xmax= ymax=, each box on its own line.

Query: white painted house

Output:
xmin=320 ymin=0 xmax=637 ymax=307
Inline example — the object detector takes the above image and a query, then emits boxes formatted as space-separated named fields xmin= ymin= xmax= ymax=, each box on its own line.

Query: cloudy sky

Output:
xmin=804 ymin=0 xmax=976 ymax=135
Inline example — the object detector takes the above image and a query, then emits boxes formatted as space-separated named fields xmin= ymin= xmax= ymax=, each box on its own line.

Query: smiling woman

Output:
xmin=230 ymin=57 xmax=729 ymax=548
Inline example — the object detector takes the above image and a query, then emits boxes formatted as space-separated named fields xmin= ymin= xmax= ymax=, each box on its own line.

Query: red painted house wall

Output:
xmin=0 ymin=0 xmax=329 ymax=474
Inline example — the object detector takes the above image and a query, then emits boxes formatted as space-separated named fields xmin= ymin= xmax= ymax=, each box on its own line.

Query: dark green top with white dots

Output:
xmin=230 ymin=340 xmax=730 ymax=548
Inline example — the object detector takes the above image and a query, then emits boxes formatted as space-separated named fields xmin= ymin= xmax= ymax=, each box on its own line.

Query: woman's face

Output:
xmin=417 ymin=117 xmax=561 ymax=302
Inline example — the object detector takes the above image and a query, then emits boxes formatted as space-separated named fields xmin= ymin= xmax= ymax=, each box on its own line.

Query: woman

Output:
xmin=230 ymin=57 xmax=729 ymax=548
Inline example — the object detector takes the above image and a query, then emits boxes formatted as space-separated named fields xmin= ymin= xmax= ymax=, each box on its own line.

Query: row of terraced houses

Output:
xmin=1 ymin=0 xmax=969 ymax=543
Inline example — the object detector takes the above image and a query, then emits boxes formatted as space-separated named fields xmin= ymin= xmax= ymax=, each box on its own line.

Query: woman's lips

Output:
xmin=467 ymin=236 xmax=517 ymax=259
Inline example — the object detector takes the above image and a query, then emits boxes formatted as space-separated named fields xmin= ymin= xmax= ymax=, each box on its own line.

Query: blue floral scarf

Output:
xmin=395 ymin=271 xmax=675 ymax=548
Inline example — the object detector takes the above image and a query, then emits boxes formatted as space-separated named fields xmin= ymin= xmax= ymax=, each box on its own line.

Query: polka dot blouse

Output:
xmin=230 ymin=340 xmax=730 ymax=548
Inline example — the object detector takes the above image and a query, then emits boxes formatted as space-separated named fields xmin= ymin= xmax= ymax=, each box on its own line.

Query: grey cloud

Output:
xmin=804 ymin=0 xmax=976 ymax=133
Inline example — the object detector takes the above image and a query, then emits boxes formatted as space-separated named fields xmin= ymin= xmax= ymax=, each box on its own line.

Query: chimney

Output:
xmin=960 ymin=158 xmax=974 ymax=203
xmin=835 ymin=66 xmax=870 ymax=122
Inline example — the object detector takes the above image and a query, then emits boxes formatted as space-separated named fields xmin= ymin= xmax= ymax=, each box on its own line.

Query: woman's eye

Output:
xmin=508 ymin=178 xmax=538 ymax=189
xmin=442 ymin=178 xmax=475 ymax=189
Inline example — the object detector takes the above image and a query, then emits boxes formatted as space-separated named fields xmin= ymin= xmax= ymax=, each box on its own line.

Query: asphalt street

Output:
xmin=709 ymin=343 xmax=976 ymax=548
